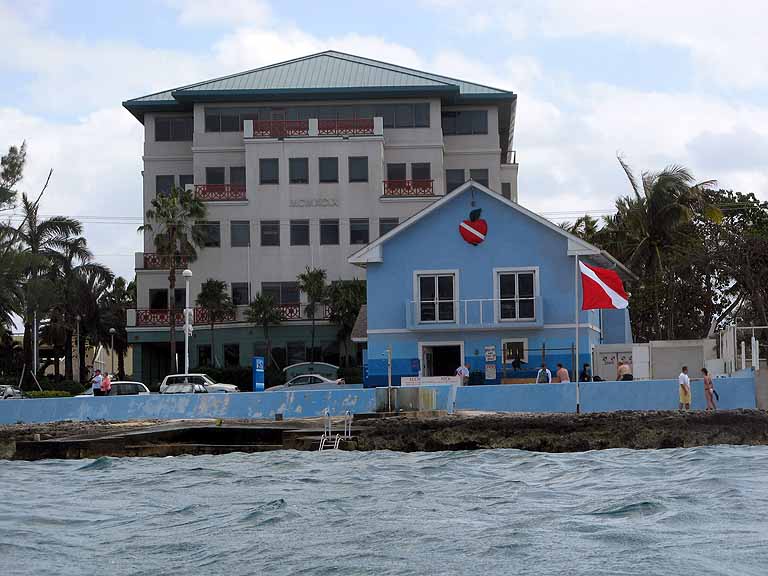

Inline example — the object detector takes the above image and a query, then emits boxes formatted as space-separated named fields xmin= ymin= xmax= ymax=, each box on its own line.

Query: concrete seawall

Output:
xmin=0 ymin=376 xmax=756 ymax=425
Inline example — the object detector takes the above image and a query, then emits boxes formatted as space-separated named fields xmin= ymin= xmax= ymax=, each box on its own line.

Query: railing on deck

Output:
xmin=194 ymin=184 xmax=247 ymax=201
xmin=382 ymin=179 xmax=435 ymax=197
xmin=252 ymin=119 xmax=310 ymax=138
xmin=404 ymin=297 xmax=543 ymax=329
xmin=134 ymin=304 xmax=331 ymax=327
xmin=318 ymin=118 xmax=374 ymax=136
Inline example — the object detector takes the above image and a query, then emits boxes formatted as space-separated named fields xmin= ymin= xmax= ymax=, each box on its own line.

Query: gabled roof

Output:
xmin=351 ymin=304 xmax=368 ymax=343
xmin=123 ymin=50 xmax=515 ymax=120
xmin=348 ymin=181 xmax=636 ymax=280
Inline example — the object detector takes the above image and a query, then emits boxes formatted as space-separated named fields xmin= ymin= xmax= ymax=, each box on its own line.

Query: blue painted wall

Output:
xmin=579 ymin=377 xmax=756 ymax=412
xmin=363 ymin=185 xmax=623 ymax=386
xmin=0 ymin=375 xmax=754 ymax=425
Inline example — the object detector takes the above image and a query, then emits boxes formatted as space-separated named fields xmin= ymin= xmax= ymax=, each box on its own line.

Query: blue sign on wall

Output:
xmin=253 ymin=356 xmax=265 ymax=392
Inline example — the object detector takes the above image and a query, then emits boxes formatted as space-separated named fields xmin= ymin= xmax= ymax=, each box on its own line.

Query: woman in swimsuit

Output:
xmin=702 ymin=368 xmax=716 ymax=410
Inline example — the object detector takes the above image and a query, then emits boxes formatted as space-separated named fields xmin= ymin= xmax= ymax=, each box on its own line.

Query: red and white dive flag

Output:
xmin=579 ymin=261 xmax=629 ymax=310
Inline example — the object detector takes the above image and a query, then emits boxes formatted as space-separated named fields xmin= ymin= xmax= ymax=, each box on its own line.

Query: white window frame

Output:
xmin=493 ymin=267 xmax=539 ymax=322
xmin=413 ymin=269 xmax=459 ymax=324
xmin=501 ymin=337 xmax=529 ymax=364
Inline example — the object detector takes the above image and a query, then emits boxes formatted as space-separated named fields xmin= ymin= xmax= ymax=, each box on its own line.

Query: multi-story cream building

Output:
xmin=123 ymin=51 xmax=518 ymax=384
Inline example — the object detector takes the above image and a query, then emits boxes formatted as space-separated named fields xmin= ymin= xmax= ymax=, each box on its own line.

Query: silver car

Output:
xmin=77 ymin=381 xmax=150 ymax=397
xmin=268 ymin=374 xmax=345 ymax=391
xmin=0 ymin=385 xmax=24 ymax=399
xmin=159 ymin=374 xmax=239 ymax=394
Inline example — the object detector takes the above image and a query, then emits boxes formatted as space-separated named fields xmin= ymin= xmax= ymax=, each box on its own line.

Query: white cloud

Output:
xmin=168 ymin=0 xmax=272 ymax=26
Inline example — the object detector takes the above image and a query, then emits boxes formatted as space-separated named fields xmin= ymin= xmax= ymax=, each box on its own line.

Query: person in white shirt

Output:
xmin=678 ymin=366 xmax=691 ymax=410
xmin=536 ymin=363 xmax=552 ymax=384
xmin=91 ymin=369 xmax=103 ymax=396
xmin=455 ymin=363 xmax=470 ymax=385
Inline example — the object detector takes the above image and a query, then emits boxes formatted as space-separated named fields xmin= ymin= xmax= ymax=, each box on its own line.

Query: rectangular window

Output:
xmin=155 ymin=117 xmax=193 ymax=141
xmin=230 ymin=166 xmax=246 ymax=186
xmin=260 ymin=158 xmax=279 ymax=185
xmin=156 ymin=175 xmax=175 ymax=196
xmin=260 ymin=220 xmax=280 ymax=246
xmin=206 ymin=167 xmax=225 ymax=185
xmin=198 ymin=345 xmax=212 ymax=367
xmin=223 ymin=343 xmax=240 ymax=367
xmin=376 ymin=104 xmax=395 ymax=128
xmin=395 ymin=104 xmax=414 ymax=128
xmin=501 ymin=182 xmax=512 ymax=200
xmin=220 ymin=112 xmax=239 ymax=132
xmin=231 ymin=282 xmax=250 ymax=306
xmin=320 ymin=219 xmax=339 ymax=245
xmin=289 ymin=158 xmax=309 ymax=184
xmin=319 ymin=157 xmax=339 ymax=183
xmin=379 ymin=217 xmax=399 ymax=237
xmin=149 ymin=289 xmax=168 ymax=309
xmin=290 ymin=220 xmax=310 ymax=246
xmin=348 ymin=156 xmax=368 ymax=183
xmin=441 ymin=110 xmax=488 ymax=135
xmin=196 ymin=221 xmax=221 ymax=247
xmin=205 ymin=112 xmax=221 ymax=132
xmin=349 ymin=218 xmax=369 ymax=245
xmin=230 ymin=220 xmax=250 ymax=247
xmin=498 ymin=271 xmax=536 ymax=320
xmin=414 ymin=103 xmax=430 ymax=128
xmin=262 ymin=282 xmax=300 ymax=305
xmin=387 ymin=163 xmax=406 ymax=181
xmin=446 ymin=169 xmax=465 ymax=193
xmin=470 ymin=169 xmax=489 ymax=188
xmin=411 ymin=163 xmax=431 ymax=181
xmin=418 ymin=274 xmax=455 ymax=322
xmin=179 ymin=174 xmax=193 ymax=191
xmin=174 ymin=288 xmax=185 ymax=309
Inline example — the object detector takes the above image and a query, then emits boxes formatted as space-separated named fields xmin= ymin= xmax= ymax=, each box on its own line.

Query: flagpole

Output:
xmin=574 ymin=254 xmax=580 ymax=414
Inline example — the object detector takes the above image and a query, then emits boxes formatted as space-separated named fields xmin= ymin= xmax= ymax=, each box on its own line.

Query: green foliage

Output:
xmin=297 ymin=267 xmax=328 ymax=363
xmin=246 ymin=293 xmax=282 ymax=368
xmin=196 ymin=279 xmax=234 ymax=367
xmin=26 ymin=390 xmax=72 ymax=399
xmin=327 ymin=279 xmax=366 ymax=367
xmin=0 ymin=142 xmax=26 ymax=210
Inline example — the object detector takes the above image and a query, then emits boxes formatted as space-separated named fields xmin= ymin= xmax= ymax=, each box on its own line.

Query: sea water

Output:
xmin=2 ymin=446 xmax=768 ymax=575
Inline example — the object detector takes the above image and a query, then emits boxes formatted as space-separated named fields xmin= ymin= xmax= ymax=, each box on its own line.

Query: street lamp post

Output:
xmin=183 ymin=269 xmax=193 ymax=375
xmin=109 ymin=327 xmax=116 ymax=375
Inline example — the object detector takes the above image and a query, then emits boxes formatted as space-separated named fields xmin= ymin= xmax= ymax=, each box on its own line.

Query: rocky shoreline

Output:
xmin=2 ymin=410 xmax=768 ymax=459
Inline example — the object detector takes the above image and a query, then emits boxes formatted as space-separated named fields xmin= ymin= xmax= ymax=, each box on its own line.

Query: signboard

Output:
xmin=401 ymin=376 xmax=420 ymax=386
xmin=484 ymin=345 xmax=497 ymax=363
xmin=252 ymin=356 xmax=265 ymax=392
xmin=485 ymin=364 xmax=496 ymax=380
xmin=401 ymin=376 xmax=462 ymax=386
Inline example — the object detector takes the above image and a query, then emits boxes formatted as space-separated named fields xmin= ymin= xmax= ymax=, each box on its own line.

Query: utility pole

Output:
xmin=183 ymin=269 xmax=193 ymax=374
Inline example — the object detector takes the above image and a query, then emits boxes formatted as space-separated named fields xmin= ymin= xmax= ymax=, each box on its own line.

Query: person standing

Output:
xmin=536 ymin=363 xmax=552 ymax=384
xmin=455 ymin=363 xmax=470 ymax=386
xmin=702 ymin=368 xmax=716 ymax=411
xmin=579 ymin=363 xmax=592 ymax=382
xmin=555 ymin=363 xmax=570 ymax=383
xmin=101 ymin=372 xmax=112 ymax=396
xmin=91 ymin=369 xmax=103 ymax=396
xmin=678 ymin=366 xmax=691 ymax=410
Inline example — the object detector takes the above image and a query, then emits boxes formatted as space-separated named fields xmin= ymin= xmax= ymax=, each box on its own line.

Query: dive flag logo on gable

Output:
xmin=579 ymin=261 xmax=629 ymax=310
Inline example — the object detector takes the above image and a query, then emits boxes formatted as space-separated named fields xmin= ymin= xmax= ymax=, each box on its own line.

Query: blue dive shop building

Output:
xmin=349 ymin=182 xmax=633 ymax=387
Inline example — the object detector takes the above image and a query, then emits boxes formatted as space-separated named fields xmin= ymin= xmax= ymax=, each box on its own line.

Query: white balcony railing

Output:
xmin=405 ymin=297 xmax=543 ymax=330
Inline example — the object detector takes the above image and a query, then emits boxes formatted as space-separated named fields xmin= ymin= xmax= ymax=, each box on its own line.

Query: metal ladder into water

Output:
xmin=318 ymin=410 xmax=353 ymax=451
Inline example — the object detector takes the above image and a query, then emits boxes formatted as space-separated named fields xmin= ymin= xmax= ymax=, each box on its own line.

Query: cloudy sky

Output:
xmin=2 ymin=0 xmax=767 ymax=281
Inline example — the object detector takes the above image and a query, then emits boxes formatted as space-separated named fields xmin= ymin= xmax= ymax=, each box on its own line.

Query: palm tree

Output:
xmin=327 ymin=279 xmax=366 ymax=367
xmin=195 ymin=279 xmax=234 ymax=368
xmin=559 ymin=215 xmax=601 ymax=244
xmin=297 ymin=267 xmax=327 ymax=364
xmin=49 ymin=236 xmax=112 ymax=380
xmin=16 ymin=193 xmax=84 ymax=371
xmin=139 ymin=186 xmax=207 ymax=373
xmin=99 ymin=277 xmax=133 ymax=379
xmin=246 ymin=293 xmax=282 ymax=368
xmin=0 ymin=226 xmax=25 ymax=335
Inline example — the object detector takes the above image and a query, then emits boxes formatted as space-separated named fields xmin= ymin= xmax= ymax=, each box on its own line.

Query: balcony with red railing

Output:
xmin=131 ymin=304 xmax=330 ymax=327
xmin=141 ymin=253 xmax=189 ymax=270
xmin=317 ymin=118 xmax=375 ymax=136
xmin=382 ymin=179 xmax=435 ymax=198
xmin=245 ymin=117 xmax=381 ymax=139
xmin=252 ymin=119 xmax=309 ymax=138
xmin=194 ymin=184 xmax=247 ymax=201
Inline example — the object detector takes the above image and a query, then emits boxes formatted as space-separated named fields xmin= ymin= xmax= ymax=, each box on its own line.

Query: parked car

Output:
xmin=159 ymin=374 xmax=239 ymax=394
xmin=77 ymin=381 xmax=151 ymax=397
xmin=161 ymin=382 xmax=208 ymax=394
xmin=0 ymin=385 xmax=24 ymax=399
xmin=267 ymin=374 xmax=346 ymax=391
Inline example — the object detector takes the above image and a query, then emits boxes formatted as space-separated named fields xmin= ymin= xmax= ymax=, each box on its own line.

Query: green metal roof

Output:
xmin=123 ymin=51 xmax=515 ymax=119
